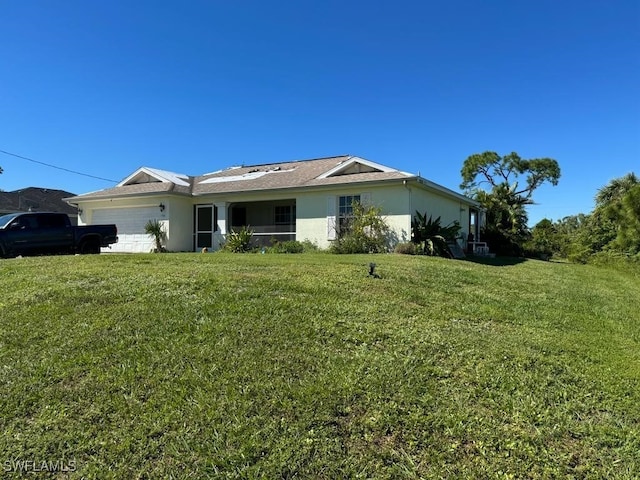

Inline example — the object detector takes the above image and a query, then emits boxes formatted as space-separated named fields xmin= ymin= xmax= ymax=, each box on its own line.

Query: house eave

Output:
xmin=66 ymin=176 xmax=480 ymax=206
xmin=64 ymin=190 xmax=192 ymax=205
xmin=413 ymin=176 xmax=481 ymax=207
xmin=191 ymin=177 xmax=415 ymax=199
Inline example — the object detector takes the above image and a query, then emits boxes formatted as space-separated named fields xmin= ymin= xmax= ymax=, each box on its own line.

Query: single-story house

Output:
xmin=1 ymin=187 xmax=79 ymax=224
xmin=65 ymin=155 xmax=484 ymax=253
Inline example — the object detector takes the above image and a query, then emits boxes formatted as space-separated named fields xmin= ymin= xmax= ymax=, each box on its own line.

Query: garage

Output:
xmin=92 ymin=207 xmax=160 ymax=253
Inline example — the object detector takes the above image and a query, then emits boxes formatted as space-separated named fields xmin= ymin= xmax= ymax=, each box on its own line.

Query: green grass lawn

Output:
xmin=1 ymin=253 xmax=638 ymax=478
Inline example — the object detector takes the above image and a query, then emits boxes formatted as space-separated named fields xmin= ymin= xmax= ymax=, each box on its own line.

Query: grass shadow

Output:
xmin=461 ymin=255 xmax=528 ymax=267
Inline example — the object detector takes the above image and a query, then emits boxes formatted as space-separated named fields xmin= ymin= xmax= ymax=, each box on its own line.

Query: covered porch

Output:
xmin=193 ymin=199 xmax=296 ymax=251
xmin=466 ymin=207 xmax=492 ymax=256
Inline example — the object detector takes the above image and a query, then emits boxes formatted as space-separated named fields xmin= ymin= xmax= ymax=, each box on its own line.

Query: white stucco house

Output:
xmin=65 ymin=155 xmax=483 ymax=253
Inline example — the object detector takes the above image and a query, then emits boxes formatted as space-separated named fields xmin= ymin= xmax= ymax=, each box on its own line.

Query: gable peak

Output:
xmin=316 ymin=156 xmax=396 ymax=179
xmin=118 ymin=167 xmax=190 ymax=187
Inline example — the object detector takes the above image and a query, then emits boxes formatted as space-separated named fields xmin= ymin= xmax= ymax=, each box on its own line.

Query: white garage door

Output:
xmin=92 ymin=207 xmax=160 ymax=253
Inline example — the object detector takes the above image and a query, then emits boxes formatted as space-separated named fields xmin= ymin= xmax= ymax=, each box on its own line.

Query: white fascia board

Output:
xmin=316 ymin=156 xmax=399 ymax=179
xmin=415 ymin=176 xmax=481 ymax=207
xmin=143 ymin=167 xmax=190 ymax=186
xmin=118 ymin=168 xmax=146 ymax=187
xmin=63 ymin=188 xmax=106 ymax=203
xmin=68 ymin=191 xmax=188 ymax=205
xmin=117 ymin=167 xmax=190 ymax=187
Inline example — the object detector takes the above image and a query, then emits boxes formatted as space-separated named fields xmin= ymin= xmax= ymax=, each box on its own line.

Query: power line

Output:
xmin=0 ymin=148 xmax=119 ymax=183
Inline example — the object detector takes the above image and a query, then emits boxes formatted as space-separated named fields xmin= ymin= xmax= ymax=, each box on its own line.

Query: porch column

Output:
xmin=214 ymin=202 xmax=227 ymax=250
xmin=477 ymin=210 xmax=485 ymax=242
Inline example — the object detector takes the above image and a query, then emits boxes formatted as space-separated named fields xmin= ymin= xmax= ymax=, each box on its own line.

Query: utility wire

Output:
xmin=0 ymin=148 xmax=118 ymax=183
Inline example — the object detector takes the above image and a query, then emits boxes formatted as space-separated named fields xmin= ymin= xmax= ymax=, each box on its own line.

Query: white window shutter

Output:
xmin=327 ymin=196 xmax=337 ymax=240
xmin=361 ymin=192 xmax=372 ymax=206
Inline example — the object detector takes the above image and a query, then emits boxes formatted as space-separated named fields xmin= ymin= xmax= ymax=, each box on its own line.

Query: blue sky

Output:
xmin=1 ymin=0 xmax=638 ymax=225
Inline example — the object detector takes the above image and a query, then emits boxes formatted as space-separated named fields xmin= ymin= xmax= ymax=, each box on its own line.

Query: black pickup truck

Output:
xmin=0 ymin=212 xmax=118 ymax=258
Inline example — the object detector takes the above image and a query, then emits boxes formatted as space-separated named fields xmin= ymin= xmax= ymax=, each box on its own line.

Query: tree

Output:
xmin=554 ymin=214 xmax=590 ymax=258
xmin=593 ymin=173 xmax=640 ymax=254
xmin=460 ymin=151 xmax=561 ymax=255
xmin=144 ymin=219 xmax=167 ymax=253
xmin=525 ymin=218 xmax=557 ymax=258
xmin=522 ymin=174 xmax=639 ymax=263
xmin=461 ymin=151 xmax=561 ymax=200
xmin=614 ymin=184 xmax=640 ymax=253
xmin=595 ymin=172 xmax=639 ymax=207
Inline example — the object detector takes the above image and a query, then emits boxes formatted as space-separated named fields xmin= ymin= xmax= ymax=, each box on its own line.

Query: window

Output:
xmin=338 ymin=195 xmax=360 ymax=232
xmin=339 ymin=195 xmax=361 ymax=217
xmin=11 ymin=216 xmax=38 ymax=230
xmin=16 ymin=215 xmax=39 ymax=229
xmin=274 ymin=205 xmax=293 ymax=225
xmin=231 ymin=206 xmax=246 ymax=227
xmin=38 ymin=214 xmax=67 ymax=228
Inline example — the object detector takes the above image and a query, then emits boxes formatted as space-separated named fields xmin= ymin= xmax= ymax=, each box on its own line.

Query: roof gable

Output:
xmin=316 ymin=156 xmax=398 ymax=179
xmin=118 ymin=167 xmax=190 ymax=187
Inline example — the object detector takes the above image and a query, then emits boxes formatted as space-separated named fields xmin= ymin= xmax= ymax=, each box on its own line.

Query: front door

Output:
xmin=195 ymin=205 xmax=214 ymax=250
xmin=469 ymin=208 xmax=479 ymax=245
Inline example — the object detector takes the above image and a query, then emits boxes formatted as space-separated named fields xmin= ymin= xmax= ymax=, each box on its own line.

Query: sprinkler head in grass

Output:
xmin=368 ymin=263 xmax=380 ymax=278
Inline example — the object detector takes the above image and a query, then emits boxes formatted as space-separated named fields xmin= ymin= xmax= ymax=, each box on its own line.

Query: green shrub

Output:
xmin=269 ymin=240 xmax=305 ymax=254
xmin=330 ymin=235 xmax=367 ymax=254
xmin=144 ymin=219 xmax=167 ymax=253
xmin=567 ymin=244 xmax=592 ymax=264
xmin=300 ymin=239 xmax=320 ymax=253
xmin=522 ymin=248 xmax=552 ymax=261
xmin=588 ymin=251 xmax=640 ymax=272
xmin=263 ymin=239 xmax=320 ymax=254
xmin=395 ymin=242 xmax=418 ymax=255
xmin=411 ymin=211 xmax=460 ymax=257
xmin=330 ymin=203 xmax=391 ymax=254
xmin=223 ymin=226 xmax=254 ymax=253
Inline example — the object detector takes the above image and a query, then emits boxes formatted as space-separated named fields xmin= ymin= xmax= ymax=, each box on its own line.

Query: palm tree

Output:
xmin=595 ymin=173 xmax=639 ymax=207
xmin=613 ymin=184 xmax=640 ymax=253
xmin=144 ymin=219 xmax=166 ymax=253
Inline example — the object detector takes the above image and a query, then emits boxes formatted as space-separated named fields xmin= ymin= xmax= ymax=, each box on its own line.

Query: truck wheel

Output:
xmin=79 ymin=239 xmax=101 ymax=254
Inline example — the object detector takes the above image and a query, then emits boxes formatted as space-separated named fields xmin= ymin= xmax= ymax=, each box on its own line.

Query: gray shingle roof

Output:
xmin=0 ymin=187 xmax=78 ymax=215
xmin=192 ymin=156 xmax=411 ymax=195
xmin=66 ymin=155 xmax=466 ymax=203
xmin=67 ymin=182 xmax=191 ymax=200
